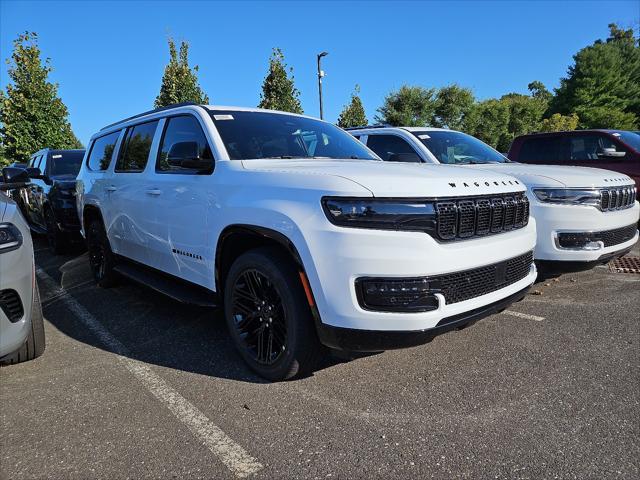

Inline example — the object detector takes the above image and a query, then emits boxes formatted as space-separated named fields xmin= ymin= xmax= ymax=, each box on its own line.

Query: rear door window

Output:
xmin=87 ymin=131 xmax=121 ymax=171
xmin=518 ymin=137 xmax=565 ymax=162
xmin=366 ymin=135 xmax=418 ymax=161
xmin=116 ymin=121 xmax=159 ymax=172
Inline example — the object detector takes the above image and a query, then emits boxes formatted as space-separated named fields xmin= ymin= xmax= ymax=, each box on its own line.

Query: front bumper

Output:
xmin=300 ymin=218 xmax=537 ymax=335
xmin=318 ymin=285 xmax=531 ymax=351
xmin=0 ymin=234 xmax=35 ymax=358
xmin=531 ymin=201 xmax=639 ymax=262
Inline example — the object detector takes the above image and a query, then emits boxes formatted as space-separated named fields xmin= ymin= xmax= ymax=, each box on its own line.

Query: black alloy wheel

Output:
xmin=230 ymin=269 xmax=288 ymax=366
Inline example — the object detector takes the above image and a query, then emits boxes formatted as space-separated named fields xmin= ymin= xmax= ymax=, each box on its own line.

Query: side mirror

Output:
xmin=2 ymin=167 xmax=30 ymax=184
xmin=598 ymin=147 xmax=626 ymax=159
xmin=167 ymin=141 xmax=212 ymax=171
xmin=387 ymin=152 xmax=422 ymax=163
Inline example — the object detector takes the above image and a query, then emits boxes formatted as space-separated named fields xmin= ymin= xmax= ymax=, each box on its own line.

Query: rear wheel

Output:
xmin=224 ymin=247 xmax=323 ymax=381
xmin=1 ymin=284 xmax=46 ymax=365
xmin=86 ymin=219 xmax=119 ymax=287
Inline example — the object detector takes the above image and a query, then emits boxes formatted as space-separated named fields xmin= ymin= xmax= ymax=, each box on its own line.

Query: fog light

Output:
xmin=356 ymin=277 xmax=439 ymax=312
xmin=556 ymin=232 xmax=602 ymax=250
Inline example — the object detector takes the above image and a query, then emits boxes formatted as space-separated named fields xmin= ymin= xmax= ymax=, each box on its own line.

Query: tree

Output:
xmin=258 ymin=48 xmax=303 ymax=114
xmin=527 ymin=80 xmax=553 ymax=103
xmin=375 ymin=85 xmax=436 ymax=126
xmin=337 ymin=85 xmax=367 ymax=128
xmin=155 ymin=38 xmax=209 ymax=108
xmin=539 ymin=113 xmax=579 ymax=132
xmin=550 ymin=24 xmax=640 ymax=129
xmin=463 ymin=99 xmax=511 ymax=151
xmin=0 ymin=32 xmax=82 ymax=166
xmin=432 ymin=84 xmax=475 ymax=130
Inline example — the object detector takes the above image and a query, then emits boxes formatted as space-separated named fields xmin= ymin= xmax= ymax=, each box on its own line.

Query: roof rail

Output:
xmin=100 ymin=102 xmax=200 ymax=131
xmin=343 ymin=124 xmax=390 ymax=131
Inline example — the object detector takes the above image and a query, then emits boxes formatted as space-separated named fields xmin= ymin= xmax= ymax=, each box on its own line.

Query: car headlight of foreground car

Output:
xmin=0 ymin=223 xmax=23 ymax=253
xmin=321 ymin=197 xmax=437 ymax=232
xmin=533 ymin=188 xmax=601 ymax=207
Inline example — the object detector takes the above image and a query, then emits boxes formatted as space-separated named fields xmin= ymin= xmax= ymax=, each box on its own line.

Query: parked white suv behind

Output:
xmin=351 ymin=127 xmax=639 ymax=275
xmin=77 ymin=104 xmax=537 ymax=380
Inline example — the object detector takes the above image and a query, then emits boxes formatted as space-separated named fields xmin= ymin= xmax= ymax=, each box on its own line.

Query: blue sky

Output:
xmin=1 ymin=0 xmax=639 ymax=145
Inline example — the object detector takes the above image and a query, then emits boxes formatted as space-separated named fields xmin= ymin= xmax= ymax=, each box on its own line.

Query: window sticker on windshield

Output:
xmin=52 ymin=154 xmax=62 ymax=158
xmin=214 ymin=114 xmax=234 ymax=120
xmin=612 ymin=133 xmax=621 ymax=137
xmin=418 ymin=134 xmax=430 ymax=139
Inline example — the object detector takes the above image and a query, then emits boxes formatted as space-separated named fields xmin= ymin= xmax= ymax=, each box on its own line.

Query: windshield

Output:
xmin=412 ymin=130 xmax=508 ymax=164
xmin=612 ymin=131 xmax=640 ymax=152
xmin=49 ymin=150 xmax=85 ymax=176
xmin=209 ymin=110 xmax=378 ymax=161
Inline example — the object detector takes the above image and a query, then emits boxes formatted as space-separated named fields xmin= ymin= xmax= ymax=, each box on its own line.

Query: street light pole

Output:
xmin=317 ymin=51 xmax=328 ymax=120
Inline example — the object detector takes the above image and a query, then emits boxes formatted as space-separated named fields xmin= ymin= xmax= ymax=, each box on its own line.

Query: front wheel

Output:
xmin=44 ymin=207 xmax=66 ymax=255
xmin=86 ymin=219 xmax=119 ymax=287
xmin=224 ymin=247 xmax=323 ymax=381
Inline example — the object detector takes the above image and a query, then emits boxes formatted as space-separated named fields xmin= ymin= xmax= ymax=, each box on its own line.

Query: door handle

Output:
xmin=105 ymin=186 xmax=117 ymax=192
xmin=146 ymin=189 xmax=162 ymax=196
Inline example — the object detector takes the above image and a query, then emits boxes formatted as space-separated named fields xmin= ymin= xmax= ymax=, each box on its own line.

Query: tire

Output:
xmin=224 ymin=247 xmax=323 ymax=381
xmin=1 ymin=284 xmax=46 ymax=365
xmin=86 ymin=218 xmax=119 ymax=287
xmin=44 ymin=206 xmax=66 ymax=255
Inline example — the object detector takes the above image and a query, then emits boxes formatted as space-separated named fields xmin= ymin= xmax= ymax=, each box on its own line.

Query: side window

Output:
xmin=569 ymin=135 xmax=603 ymax=161
xmin=156 ymin=115 xmax=214 ymax=174
xmin=87 ymin=131 xmax=121 ymax=171
xmin=116 ymin=121 xmax=159 ymax=172
xmin=518 ymin=137 xmax=565 ymax=163
xmin=38 ymin=154 xmax=47 ymax=173
xmin=366 ymin=134 xmax=418 ymax=161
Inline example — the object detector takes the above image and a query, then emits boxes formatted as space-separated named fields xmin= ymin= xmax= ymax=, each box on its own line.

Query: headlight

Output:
xmin=533 ymin=188 xmax=601 ymax=207
xmin=322 ymin=197 xmax=437 ymax=231
xmin=57 ymin=189 xmax=75 ymax=199
xmin=0 ymin=223 xmax=23 ymax=253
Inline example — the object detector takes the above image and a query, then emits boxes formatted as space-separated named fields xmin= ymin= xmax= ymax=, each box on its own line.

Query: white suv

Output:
xmin=76 ymin=104 xmax=537 ymax=380
xmin=351 ymin=127 xmax=639 ymax=275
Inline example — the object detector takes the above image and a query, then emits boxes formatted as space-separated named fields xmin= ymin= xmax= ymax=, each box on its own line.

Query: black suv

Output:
xmin=25 ymin=148 xmax=85 ymax=253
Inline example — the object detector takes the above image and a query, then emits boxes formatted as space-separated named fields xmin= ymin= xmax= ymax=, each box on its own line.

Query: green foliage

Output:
xmin=0 ymin=32 xmax=82 ymax=167
xmin=463 ymin=99 xmax=511 ymax=151
xmin=432 ymin=84 xmax=475 ymax=130
xmin=337 ymin=85 xmax=367 ymax=128
xmin=527 ymin=80 xmax=553 ymax=103
xmin=539 ymin=113 xmax=580 ymax=132
xmin=550 ymin=24 xmax=640 ymax=129
xmin=375 ymin=85 xmax=436 ymax=126
xmin=258 ymin=48 xmax=303 ymax=114
xmin=155 ymin=38 xmax=209 ymax=108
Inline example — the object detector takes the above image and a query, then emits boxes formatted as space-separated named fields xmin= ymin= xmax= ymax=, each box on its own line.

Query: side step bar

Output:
xmin=113 ymin=262 xmax=218 ymax=308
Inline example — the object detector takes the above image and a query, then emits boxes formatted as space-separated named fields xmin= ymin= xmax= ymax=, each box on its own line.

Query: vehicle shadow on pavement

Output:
xmin=33 ymin=237 xmax=348 ymax=383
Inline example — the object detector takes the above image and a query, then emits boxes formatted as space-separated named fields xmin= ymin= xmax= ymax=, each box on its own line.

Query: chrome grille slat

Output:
xmin=599 ymin=186 xmax=636 ymax=211
xmin=436 ymin=193 xmax=529 ymax=242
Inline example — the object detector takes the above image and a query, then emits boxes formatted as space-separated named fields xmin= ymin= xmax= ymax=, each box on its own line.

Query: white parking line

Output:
xmin=36 ymin=268 xmax=263 ymax=478
xmin=503 ymin=310 xmax=545 ymax=322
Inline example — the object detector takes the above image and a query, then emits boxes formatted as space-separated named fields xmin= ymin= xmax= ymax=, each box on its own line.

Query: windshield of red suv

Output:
xmin=611 ymin=131 xmax=640 ymax=152
xmin=209 ymin=110 xmax=378 ymax=161
xmin=412 ymin=130 xmax=509 ymax=164
xmin=49 ymin=150 xmax=85 ymax=176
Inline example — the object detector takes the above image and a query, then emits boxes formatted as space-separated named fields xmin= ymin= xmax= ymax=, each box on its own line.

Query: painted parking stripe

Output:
xmin=36 ymin=268 xmax=263 ymax=478
xmin=503 ymin=310 xmax=545 ymax=322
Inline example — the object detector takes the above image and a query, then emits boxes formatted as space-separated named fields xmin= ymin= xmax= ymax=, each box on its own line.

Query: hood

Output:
xmin=469 ymin=163 xmax=635 ymax=189
xmin=51 ymin=175 xmax=77 ymax=189
xmin=241 ymin=159 xmax=525 ymax=197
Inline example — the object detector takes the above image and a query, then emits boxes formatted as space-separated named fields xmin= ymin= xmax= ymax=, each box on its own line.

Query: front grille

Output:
xmin=430 ymin=251 xmax=534 ymax=305
xmin=595 ymin=224 xmax=638 ymax=247
xmin=0 ymin=289 xmax=24 ymax=323
xmin=600 ymin=186 xmax=636 ymax=211
xmin=436 ymin=193 xmax=529 ymax=241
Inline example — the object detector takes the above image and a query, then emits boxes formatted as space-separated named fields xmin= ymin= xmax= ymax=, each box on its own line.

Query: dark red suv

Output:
xmin=508 ymin=130 xmax=640 ymax=190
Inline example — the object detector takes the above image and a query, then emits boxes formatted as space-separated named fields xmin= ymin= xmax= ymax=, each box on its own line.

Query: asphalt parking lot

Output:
xmin=2 ymin=238 xmax=639 ymax=479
